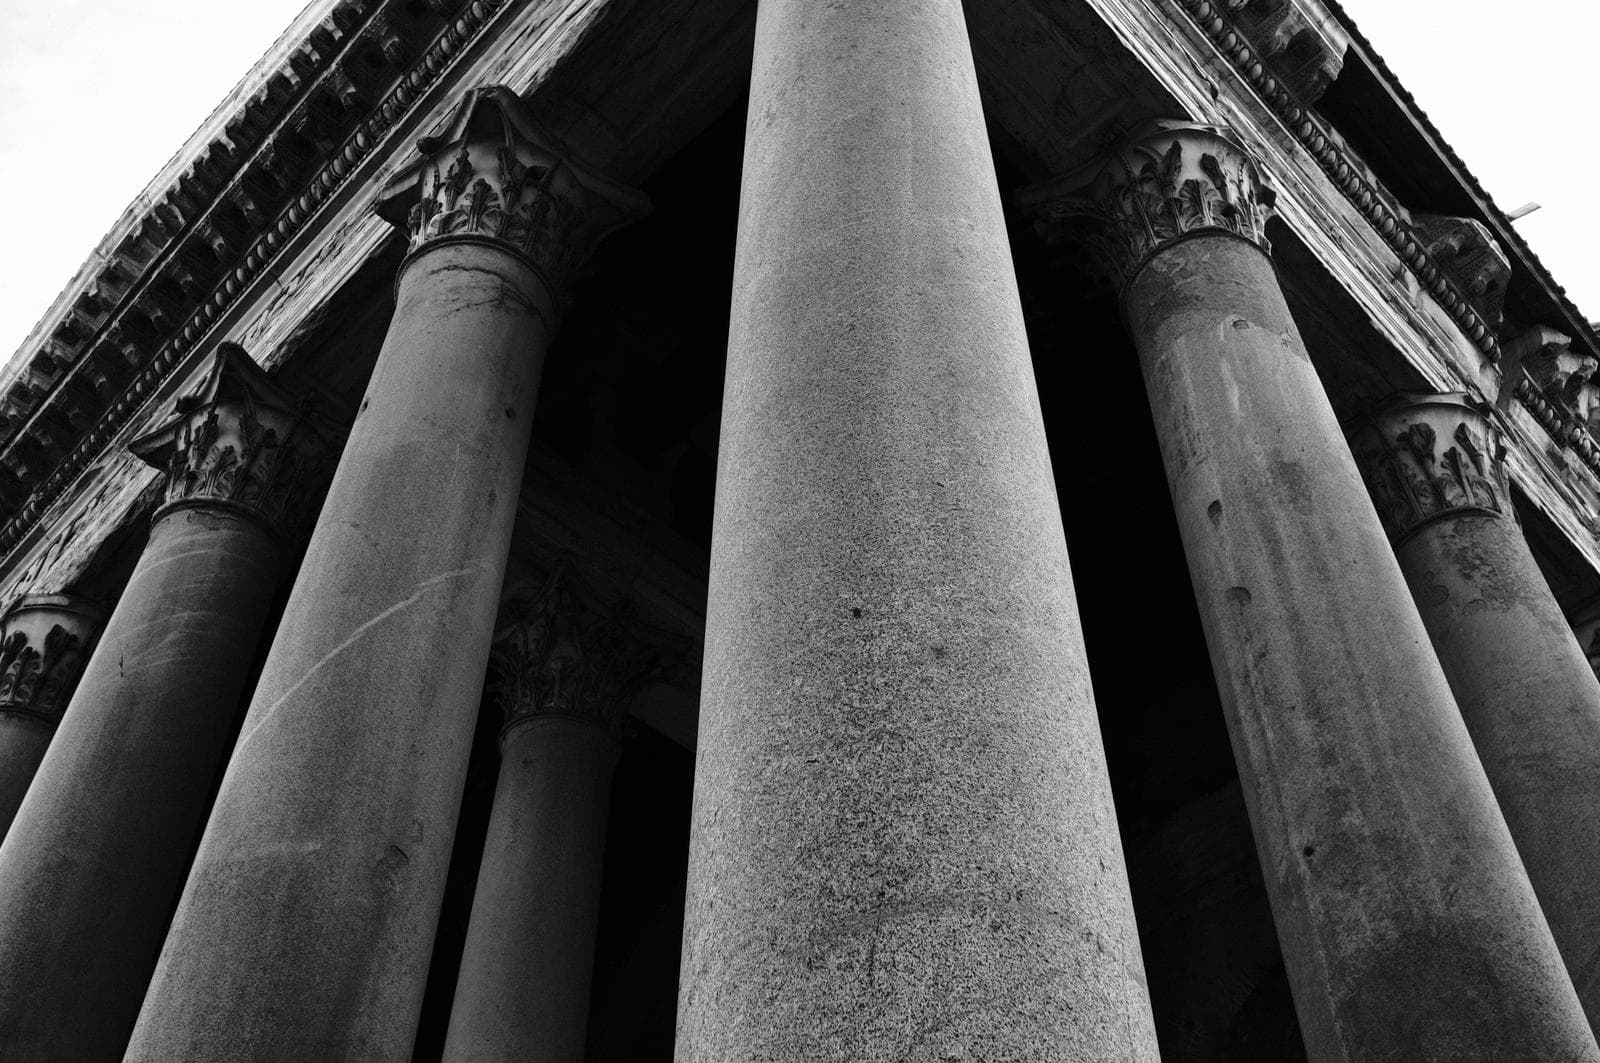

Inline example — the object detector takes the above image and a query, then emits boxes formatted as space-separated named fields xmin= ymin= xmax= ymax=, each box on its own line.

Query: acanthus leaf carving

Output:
xmin=128 ymin=342 xmax=337 ymax=539
xmin=0 ymin=595 xmax=104 ymax=724
xmin=1348 ymin=392 xmax=1511 ymax=543
xmin=376 ymin=85 xmax=649 ymax=295
xmin=491 ymin=567 xmax=664 ymax=741
xmin=1019 ymin=120 xmax=1276 ymax=291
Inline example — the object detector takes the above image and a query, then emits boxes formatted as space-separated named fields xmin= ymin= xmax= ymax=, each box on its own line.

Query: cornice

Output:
xmin=1171 ymin=0 xmax=1600 ymax=483
xmin=0 ymin=0 xmax=515 ymax=564
xmin=1317 ymin=0 xmax=1600 ymax=360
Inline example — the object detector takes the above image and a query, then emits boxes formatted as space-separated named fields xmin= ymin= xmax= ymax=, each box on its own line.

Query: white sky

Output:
xmin=0 ymin=1 xmax=1595 ymax=368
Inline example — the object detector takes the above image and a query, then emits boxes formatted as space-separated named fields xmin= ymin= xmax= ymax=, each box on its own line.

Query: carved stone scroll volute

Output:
xmin=128 ymin=343 xmax=336 ymax=539
xmin=0 ymin=594 xmax=105 ymax=725
xmin=1347 ymin=392 xmax=1511 ymax=543
xmin=1018 ymin=119 xmax=1277 ymax=292
xmin=375 ymin=85 xmax=650 ymax=296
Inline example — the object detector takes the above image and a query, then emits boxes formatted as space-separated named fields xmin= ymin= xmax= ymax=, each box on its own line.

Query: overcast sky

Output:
xmin=0 ymin=1 xmax=1595 ymax=369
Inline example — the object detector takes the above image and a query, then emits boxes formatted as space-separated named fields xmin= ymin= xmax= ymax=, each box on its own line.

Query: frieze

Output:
xmin=1018 ymin=119 xmax=1275 ymax=291
xmin=0 ymin=595 xmax=104 ymax=725
xmin=376 ymin=85 xmax=649 ymax=294
xmin=1348 ymin=392 xmax=1511 ymax=543
xmin=492 ymin=568 xmax=662 ymax=740
xmin=128 ymin=344 xmax=336 ymax=538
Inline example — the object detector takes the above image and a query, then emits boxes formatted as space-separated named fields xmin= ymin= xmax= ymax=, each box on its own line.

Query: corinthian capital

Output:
xmin=0 ymin=594 xmax=104 ymax=724
xmin=492 ymin=569 xmax=660 ymax=740
xmin=1020 ymin=119 xmax=1276 ymax=290
xmin=377 ymin=85 xmax=649 ymax=292
xmin=129 ymin=343 xmax=336 ymax=538
xmin=1346 ymin=392 xmax=1510 ymax=543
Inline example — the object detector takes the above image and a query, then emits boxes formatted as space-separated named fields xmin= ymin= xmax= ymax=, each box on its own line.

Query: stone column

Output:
xmin=0 ymin=594 xmax=102 ymax=836
xmin=1022 ymin=120 xmax=1599 ymax=1060
xmin=127 ymin=86 xmax=646 ymax=1062
xmin=1349 ymin=392 xmax=1600 ymax=1025
xmin=0 ymin=343 xmax=331 ymax=1061
xmin=1572 ymin=601 xmax=1600 ymax=683
xmin=443 ymin=573 xmax=648 ymax=1063
xmin=677 ymin=1 xmax=1160 ymax=1059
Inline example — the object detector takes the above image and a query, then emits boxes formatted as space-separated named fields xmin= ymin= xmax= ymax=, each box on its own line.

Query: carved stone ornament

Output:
xmin=1018 ymin=119 xmax=1277 ymax=291
xmin=1413 ymin=214 xmax=1511 ymax=329
xmin=128 ymin=343 xmax=335 ymax=538
xmin=1347 ymin=392 xmax=1511 ymax=544
xmin=490 ymin=568 xmax=660 ymax=740
xmin=1524 ymin=333 xmax=1600 ymax=407
xmin=1221 ymin=0 xmax=1349 ymax=102
xmin=375 ymin=85 xmax=650 ymax=292
xmin=0 ymin=594 xmax=105 ymax=725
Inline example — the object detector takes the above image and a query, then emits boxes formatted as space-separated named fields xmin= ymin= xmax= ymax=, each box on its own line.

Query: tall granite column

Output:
xmin=443 ymin=573 xmax=647 ymax=1063
xmin=1023 ymin=121 xmax=1599 ymax=1060
xmin=0 ymin=343 xmax=330 ymax=1061
xmin=676 ymin=1 xmax=1160 ymax=1059
xmin=1349 ymin=392 xmax=1600 ymax=1025
xmin=0 ymin=594 xmax=102 ymax=836
xmin=128 ymin=86 xmax=646 ymax=1061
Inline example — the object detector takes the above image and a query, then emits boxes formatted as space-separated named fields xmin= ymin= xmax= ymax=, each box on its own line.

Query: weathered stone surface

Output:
xmin=443 ymin=718 xmax=617 ymax=1063
xmin=128 ymin=95 xmax=645 ymax=1049
xmin=1124 ymin=232 xmax=1598 ymax=1061
xmin=676 ymin=1 xmax=1159 ymax=1059
xmin=0 ymin=343 xmax=334 ymax=1061
xmin=126 ymin=238 xmax=555 ymax=1061
xmin=1412 ymin=215 xmax=1511 ymax=329
xmin=1349 ymin=392 xmax=1600 ymax=1031
xmin=0 ymin=506 xmax=287 ymax=1061
xmin=0 ymin=594 xmax=103 ymax=837
xmin=442 ymin=574 xmax=648 ymax=1063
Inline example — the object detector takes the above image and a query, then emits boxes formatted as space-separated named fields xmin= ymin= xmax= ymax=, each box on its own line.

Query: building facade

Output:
xmin=0 ymin=0 xmax=1599 ymax=1059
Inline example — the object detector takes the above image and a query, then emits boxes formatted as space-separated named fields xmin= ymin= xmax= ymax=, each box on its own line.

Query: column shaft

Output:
xmin=127 ymin=242 xmax=551 ymax=1059
xmin=442 ymin=717 xmax=616 ymax=1062
xmin=0 ymin=507 xmax=284 ymax=1060
xmin=676 ymin=0 xmax=1159 ymax=1058
xmin=1125 ymin=232 xmax=1596 ymax=1059
xmin=0 ymin=721 xmax=49 ymax=837
xmin=1351 ymin=395 xmax=1600 ymax=1026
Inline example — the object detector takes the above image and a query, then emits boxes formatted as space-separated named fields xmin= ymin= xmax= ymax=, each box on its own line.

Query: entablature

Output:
xmin=1064 ymin=0 xmax=1600 ymax=570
